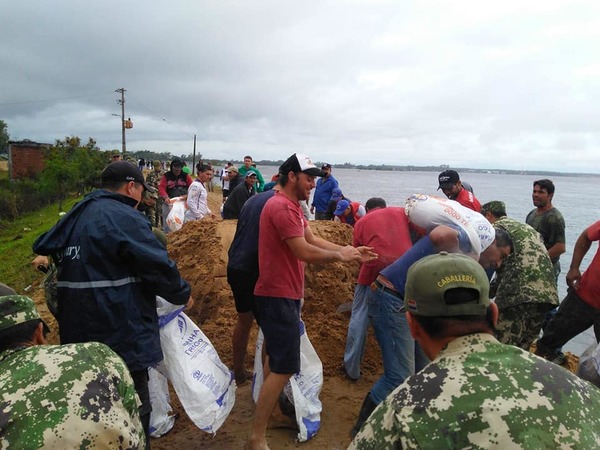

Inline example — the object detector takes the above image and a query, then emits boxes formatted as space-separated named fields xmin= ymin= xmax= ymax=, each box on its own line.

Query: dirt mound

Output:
xmin=167 ymin=215 xmax=381 ymax=377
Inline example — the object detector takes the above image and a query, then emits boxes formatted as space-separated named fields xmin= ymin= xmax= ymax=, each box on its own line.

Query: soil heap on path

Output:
xmin=168 ymin=216 xmax=382 ymax=376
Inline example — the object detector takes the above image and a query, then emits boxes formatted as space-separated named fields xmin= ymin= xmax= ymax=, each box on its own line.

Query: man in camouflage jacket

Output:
xmin=350 ymin=253 xmax=600 ymax=449
xmin=481 ymin=201 xmax=559 ymax=349
xmin=0 ymin=295 xmax=145 ymax=449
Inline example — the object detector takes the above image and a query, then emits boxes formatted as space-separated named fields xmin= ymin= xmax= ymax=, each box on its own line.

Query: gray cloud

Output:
xmin=2 ymin=0 xmax=600 ymax=172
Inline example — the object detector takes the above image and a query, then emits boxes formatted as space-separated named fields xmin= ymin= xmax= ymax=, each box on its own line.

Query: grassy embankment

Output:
xmin=0 ymin=168 xmax=82 ymax=292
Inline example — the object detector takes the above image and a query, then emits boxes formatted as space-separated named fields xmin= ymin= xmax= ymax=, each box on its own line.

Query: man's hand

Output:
xmin=32 ymin=255 xmax=49 ymax=272
xmin=337 ymin=245 xmax=362 ymax=262
xmin=310 ymin=206 xmax=315 ymax=215
xmin=567 ymin=267 xmax=582 ymax=289
xmin=185 ymin=295 xmax=195 ymax=309
xmin=356 ymin=246 xmax=378 ymax=263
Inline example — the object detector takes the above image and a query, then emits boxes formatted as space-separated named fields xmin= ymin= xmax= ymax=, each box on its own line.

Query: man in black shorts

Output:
xmin=245 ymin=153 xmax=376 ymax=450
xmin=227 ymin=186 xmax=278 ymax=384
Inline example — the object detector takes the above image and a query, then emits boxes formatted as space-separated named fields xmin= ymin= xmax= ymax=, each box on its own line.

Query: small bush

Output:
xmin=0 ymin=178 xmax=58 ymax=221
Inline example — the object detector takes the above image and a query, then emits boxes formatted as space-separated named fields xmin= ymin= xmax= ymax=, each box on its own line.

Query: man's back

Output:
xmin=0 ymin=342 xmax=144 ymax=449
xmin=228 ymin=190 xmax=276 ymax=272
xmin=145 ymin=168 xmax=163 ymax=189
xmin=32 ymin=189 xmax=190 ymax=371
xmin=223 ymin=182 xmax=255 ymax=219
xmin=492 ymin=216 xmax=558 ymax=308
xmin=351 ymin=333 xmax=600 ymax=449
xmin=454 ymin=187 xmax=481 ymax=211
xmin=353 ymin=207 xmax=412 ymax=285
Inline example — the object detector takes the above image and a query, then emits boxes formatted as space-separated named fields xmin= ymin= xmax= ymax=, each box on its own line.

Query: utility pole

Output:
xmin=115 ymin=88 xmax=126 ymax=155
xmin=192 ymin=134 xmax=197 ymax=175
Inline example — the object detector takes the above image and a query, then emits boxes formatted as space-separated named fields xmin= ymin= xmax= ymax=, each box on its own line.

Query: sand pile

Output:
xmin=168 ymin=217 xmax=382 ymax=376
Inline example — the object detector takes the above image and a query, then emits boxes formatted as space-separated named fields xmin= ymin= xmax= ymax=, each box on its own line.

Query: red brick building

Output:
xmin=8 ymin=140 xmax=50 ymax=180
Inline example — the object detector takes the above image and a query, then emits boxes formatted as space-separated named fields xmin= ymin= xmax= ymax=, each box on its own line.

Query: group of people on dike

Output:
xmin=2 ymin=153 xmax=600 ymax=449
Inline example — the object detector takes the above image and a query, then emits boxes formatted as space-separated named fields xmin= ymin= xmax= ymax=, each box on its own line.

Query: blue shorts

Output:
xmin=257 ymin=296 xmax=301 ymax=374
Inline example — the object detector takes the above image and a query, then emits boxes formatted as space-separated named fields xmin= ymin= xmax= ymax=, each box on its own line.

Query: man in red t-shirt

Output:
xmin=246 ymin=153 xmax=376 ymax=450
xmin=343 ymin=204 xmax=413 ymax=380
xmin=537 ymin=221 xmax=600 ymax=362
xmin=437 ymin=169 xmax=481 ymax=212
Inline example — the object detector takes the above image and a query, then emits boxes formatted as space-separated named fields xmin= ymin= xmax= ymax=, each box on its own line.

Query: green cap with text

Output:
xmin=404 ymin=252 xmax=490 ymax=317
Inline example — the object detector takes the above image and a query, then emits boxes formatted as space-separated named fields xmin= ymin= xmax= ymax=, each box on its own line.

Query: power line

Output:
xmin=1 ymin=88 xmax=196 ymax=142
xmin=0 ymin=91 xmax=112 ymax=107
xmin=128 ymin=93 xmax=196 ymax=139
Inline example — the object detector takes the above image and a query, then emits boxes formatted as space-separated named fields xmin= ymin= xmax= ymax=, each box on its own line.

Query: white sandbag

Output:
xmin=577 ymin=342 xmax=600 ymax=388
xmin=252 ymin=320 xmax=323 ymax=442
xmin=148 ymin=364 xmax=176 ymax=437
xmin=404 ymin=194 xmax=494 ymax=256
xmin=166 ymin=198 xmax=186 ymax=232
xmin=251 ymin=330 xmax=265 ymax=403
xmin=158 ymin=300 xmax=236 ymax=434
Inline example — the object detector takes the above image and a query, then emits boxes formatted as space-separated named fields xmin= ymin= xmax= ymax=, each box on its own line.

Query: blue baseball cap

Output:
xmin=334 ymin=199 xmax=350 ymax=216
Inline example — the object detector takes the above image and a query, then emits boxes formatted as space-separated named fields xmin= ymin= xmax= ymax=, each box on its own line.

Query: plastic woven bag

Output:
xmin=157 ymin=298 xmax=236 ymax=434
xmin=166 ymin=198 xmax=186 ymax=232
xmin=252 ymin=320 xmax=323 ymax=442
xmin=577 ymin=342 xmax=600 ymax=388
xmin=148 ymin=364 xmax=176 ymax=437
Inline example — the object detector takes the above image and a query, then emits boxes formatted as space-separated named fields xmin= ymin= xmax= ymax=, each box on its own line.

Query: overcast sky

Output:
xmin=2 ymin=1 xmax=600 ymax=172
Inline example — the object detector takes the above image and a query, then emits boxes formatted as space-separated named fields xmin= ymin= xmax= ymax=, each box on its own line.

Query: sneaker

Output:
xmin=340 ymin=362 xmax=360 ymax=381
xmin=549 ymin=352 xmax=566 ymax=366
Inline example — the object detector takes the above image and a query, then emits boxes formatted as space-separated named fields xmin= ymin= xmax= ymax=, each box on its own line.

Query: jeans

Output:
xmin=367 ymin=284 xmax=429 ymax=405
xmin=344 ymin=284 xmax=370 ymax=379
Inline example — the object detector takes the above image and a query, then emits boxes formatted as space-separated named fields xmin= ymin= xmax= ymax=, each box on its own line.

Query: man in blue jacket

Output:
xmin=33 ymin=161 xmax=193 ymax=443
xmin=310 ymin=163 xmax=339 ymax=220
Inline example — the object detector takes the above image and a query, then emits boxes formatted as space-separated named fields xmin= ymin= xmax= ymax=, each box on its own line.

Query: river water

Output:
xmin=255 ymin=165 xmax=599 ymax=355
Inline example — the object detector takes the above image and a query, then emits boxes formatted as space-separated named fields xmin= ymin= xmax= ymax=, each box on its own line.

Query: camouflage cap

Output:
xmin=481 ymin=200 xmax=506 ymax=217
xmin=404 ymin=252 xmax=490 ymax=317
xmin=0 ymin=295 xmax=44 ymax=332
xmin=153 ymin=160 xmax=161 ymax=168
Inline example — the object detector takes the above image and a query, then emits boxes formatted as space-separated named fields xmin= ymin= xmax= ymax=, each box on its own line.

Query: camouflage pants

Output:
xmin=145 ymin=199 xmax=162 ymax=228
xmin=496 ymin=303 xmax=556 ymax=351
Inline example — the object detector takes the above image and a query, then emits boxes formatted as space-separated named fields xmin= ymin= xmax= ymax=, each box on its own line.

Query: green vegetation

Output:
xmin=0 ymin=120 xmax=8 ymax=153
xmin=0 ymin=195 xmax=82 ymax=293
xmin=0 ymin=136 xmax=107 ymax=220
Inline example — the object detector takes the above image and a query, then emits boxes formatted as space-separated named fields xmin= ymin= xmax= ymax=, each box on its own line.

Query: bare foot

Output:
xmin=268 ymin=405 xmax=298 ymax=430
xmin=235 ymin=370 xmax=253 ymax=385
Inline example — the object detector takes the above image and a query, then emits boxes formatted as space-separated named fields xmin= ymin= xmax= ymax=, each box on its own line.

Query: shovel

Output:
xmin=336 ymin=301 xmax=353 ymax=314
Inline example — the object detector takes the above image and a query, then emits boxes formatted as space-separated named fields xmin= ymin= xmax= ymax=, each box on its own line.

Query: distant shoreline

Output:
xmin=250 ymin=162 xmax=600 ymax=178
